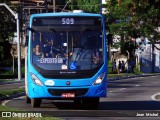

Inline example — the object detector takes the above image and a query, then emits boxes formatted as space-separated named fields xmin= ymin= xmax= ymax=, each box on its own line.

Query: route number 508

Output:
xmin=62 ymin=18 xmax=74 ymax=24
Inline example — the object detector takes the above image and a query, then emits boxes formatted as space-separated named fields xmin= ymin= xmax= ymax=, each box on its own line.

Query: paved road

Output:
xmin=1 ymin=76 xmax=160 ymax=119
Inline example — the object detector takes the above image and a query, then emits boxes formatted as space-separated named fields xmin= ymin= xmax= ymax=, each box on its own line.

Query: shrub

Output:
xmin=133 ymin=63 xmax=143 ymax=74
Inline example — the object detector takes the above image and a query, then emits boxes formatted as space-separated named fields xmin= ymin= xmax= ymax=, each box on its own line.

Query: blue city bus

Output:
xmin=25 ymin=11 xmax=107 ymax=108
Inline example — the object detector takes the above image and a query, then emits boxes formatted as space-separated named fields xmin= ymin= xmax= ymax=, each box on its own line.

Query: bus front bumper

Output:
xmin=28 ymin=83 xmax=106 ymax=99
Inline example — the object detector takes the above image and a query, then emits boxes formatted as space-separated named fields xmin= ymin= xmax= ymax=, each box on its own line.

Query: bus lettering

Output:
xmin=62 ymin=18 xmax=74 ymax=24
xmin=39 ymin=58 xmax=63 ymax=64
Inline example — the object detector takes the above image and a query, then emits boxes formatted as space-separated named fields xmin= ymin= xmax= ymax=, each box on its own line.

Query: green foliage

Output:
xmin=133 ymin=63 xmax=142 ymax=74
xmin=0 ymin=41 xmax=12 ymax=61
xmin=0 ymin=46 xmax=4 ymax=60
xmin=21 ymin=64 xmax=25 ymax=76
xmin=108 ymin=60 xmax=112 ymax=74
xmin=107 ymin=0 xmax=160 ymax=50
xmin=0 ymin=1 xmax=16 ymax=67
xmin=0 ymin=70 xmax=13 ymax=75
xmin=0 ymin=88 xmax=24 ymax=97
xmin=121 ymin=42 xmax=136 ymax=55
xmin=108 ymin=73 xmax=135 ymax=79
xmin=69 ymin=0 xmax=100 ymax=13
xmin=0 ymin=0 xmax=16 ymax=43
xmin=107 ymin=0 xmax=134 ymax=35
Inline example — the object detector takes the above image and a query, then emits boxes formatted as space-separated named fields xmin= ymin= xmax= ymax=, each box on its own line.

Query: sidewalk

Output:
xmin=108 ymin=73 xmax=160 ymax=81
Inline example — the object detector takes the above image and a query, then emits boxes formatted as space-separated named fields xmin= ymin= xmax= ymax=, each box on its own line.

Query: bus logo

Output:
xmin=66 ymin=81 xmax=71 ymax=86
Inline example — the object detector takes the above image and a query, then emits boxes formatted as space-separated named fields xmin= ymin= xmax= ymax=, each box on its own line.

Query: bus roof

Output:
xmin=30 ymin=12 xmax=103 ymax=19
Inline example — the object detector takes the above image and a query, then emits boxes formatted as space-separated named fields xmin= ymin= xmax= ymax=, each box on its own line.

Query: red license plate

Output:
xmin=62 ymin=93 xmax=75 ymax=98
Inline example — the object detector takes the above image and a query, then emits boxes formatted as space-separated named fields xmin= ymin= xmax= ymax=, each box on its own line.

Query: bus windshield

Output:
xmin=31 ymin=17 xmax=104 ymax=71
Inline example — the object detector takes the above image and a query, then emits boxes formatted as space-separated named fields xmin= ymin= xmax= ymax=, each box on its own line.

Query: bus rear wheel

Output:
xmin=31 ymin=98 xmax=42 ymax=108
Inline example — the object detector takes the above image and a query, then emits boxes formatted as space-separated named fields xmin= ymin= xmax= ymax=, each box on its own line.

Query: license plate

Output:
xmin=62 ymin=93 xmax=75 ymax=98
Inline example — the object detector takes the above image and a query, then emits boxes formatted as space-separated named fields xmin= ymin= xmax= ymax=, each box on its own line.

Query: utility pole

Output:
xmin=0 ymin=3 xmax=21 ymax=80
xmin=53 ymin=0 xmax=55 ymax=12
xmin=100 ymin=0 xmax=102 ymax=14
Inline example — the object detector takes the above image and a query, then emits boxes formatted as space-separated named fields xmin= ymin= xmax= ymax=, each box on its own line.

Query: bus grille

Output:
xmin=48 ymin=88 xmax=89 ymax=97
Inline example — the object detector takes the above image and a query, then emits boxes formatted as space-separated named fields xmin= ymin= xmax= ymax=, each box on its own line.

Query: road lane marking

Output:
xmin=151 ymin=93 xmax=160 ymax=101
xmin=109 ymin=91 xmax=113 ymax=93
xmin=120 ymin=88 xmax=126 ymax=90
xmin=2 ymin=96 xmax=25 ymax=106
xmin=135 ymin=85 xmax=141 ymax=87
xmin=2 ymin=100 xmax=11 ymax=106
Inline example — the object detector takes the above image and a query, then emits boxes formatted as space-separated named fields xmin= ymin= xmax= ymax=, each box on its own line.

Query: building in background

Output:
xmin=135 ymin=37 xmax=160 ymax=73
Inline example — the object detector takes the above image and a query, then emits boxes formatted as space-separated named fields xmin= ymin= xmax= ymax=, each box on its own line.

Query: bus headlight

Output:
xmin=31 ymin=73 xmax=43 ymax=86
xmin=93 ymin=72 xmax=106 ymax=85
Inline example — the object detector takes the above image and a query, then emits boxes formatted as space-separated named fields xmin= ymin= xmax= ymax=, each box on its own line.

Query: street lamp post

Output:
xmin=0 ymin=3 xmax=21 ymax=80
xmin=53 ymin=0 xmax=55 ymax=12
xmin=100 ymin=0 xmax=102 ymax=14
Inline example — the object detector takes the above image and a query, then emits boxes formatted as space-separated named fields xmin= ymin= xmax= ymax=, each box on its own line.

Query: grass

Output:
xmin=0 ymin=105 xmax=62 ymax=120
xmin=0 ymin=104 xmax=62 ymax=119
xmin=0 ymin=88 xmax=25 ymax=98
xmin=0 ymin=88 xmax=62 ymax=119
xmin=0 ymin=79 xmax=18 ymax=83
xmin=0 ymin=104 xmax=18 ymax=111
xmin=108 ymin=73 xmax=135 ymax=78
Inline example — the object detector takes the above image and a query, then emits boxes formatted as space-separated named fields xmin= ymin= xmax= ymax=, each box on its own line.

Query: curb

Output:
xmin=0 ymin=92 xmax=25 ymax=101
xmin=108 ymin=73 xmax=160 ymax=81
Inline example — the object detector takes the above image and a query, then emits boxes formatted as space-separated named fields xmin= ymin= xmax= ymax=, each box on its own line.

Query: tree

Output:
xmin=106 ymin=0 xmax=160 ymax=51
xmin=0 ymin=0 xmax=16 ymax=42
xmin=133 ymin=0 xmax=160 ymax=50
xmin=0 ymin=0 xmax=16 ymax=61
xmin=69 ymin=0 xmax=100 ymax=13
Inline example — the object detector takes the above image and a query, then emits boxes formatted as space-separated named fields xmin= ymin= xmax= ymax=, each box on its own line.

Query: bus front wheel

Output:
xmin=26 ymin=95 xmax=31 ymax=103
xmin=31 ymin=98 xmax=42 ymax=108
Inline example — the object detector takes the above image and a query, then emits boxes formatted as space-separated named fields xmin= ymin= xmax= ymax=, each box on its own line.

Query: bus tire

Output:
xmin=82 ymin=97 xmax=100 ymax=109
xmin=26 ymin=95 xmax=31 ymax=103
xmin=31 ymin=98 xmax=42 ymax=108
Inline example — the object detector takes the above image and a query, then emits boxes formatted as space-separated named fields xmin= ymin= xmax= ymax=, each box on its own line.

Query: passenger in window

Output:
xmin=33 ymin=44 xmax=42 ymax=64
xmin=92 ymin=49 xmax=100 ymax=64
xmin=33 ymin=45 xmax=41 ymax=56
